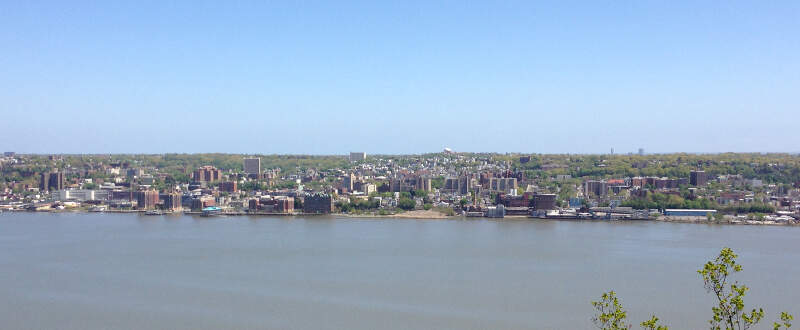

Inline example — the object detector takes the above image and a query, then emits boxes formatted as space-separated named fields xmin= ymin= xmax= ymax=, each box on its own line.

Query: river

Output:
xmin=1 ymin=212 xmax=798 ymax=329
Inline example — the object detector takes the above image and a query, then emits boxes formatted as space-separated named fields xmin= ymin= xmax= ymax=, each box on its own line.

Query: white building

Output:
xmin=51 ymin=189 xmax=110 ymax=202
xmin=361 ymin=183 xmax=376 ymax=195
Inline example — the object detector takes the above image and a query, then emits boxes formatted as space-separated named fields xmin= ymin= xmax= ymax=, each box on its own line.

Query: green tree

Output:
xmin=591 ymin=291 xmax=668 ymax=330
xmin=593 ymin=248 xmax=796 ymax=330
xmin=641 ymin=316 xmax=669 ymax=330
xmin=591 ymin=291 xmax=629 ymax=329
xmin=397 ymin=198 xmax=416 ymax=210
xmin=459 ymin=198 xmax=468 ymax=208
xmin=774 ymin=312 xmax=793 ymax=330
xmin=698 ymin=248 xmax=793 ymax=330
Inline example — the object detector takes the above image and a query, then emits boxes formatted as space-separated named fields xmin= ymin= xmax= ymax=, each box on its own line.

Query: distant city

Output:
xmin=1 ymin=150 xmax=798 ymax=224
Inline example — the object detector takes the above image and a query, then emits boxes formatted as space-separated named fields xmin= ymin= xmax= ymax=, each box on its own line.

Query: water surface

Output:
xmin=1 ymin=212 xmax=798 ymax=329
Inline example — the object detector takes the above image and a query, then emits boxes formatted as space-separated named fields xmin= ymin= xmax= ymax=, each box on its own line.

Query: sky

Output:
xmin=1 ymin=1 xmax=798 ymax=155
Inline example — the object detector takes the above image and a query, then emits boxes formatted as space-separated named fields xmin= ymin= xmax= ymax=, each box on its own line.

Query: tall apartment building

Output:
xmin=584 ymin=180 xmax=608 ymax=197
xmin=443 ymin=176 xmax=471 ymax=195
xmin=39 ymin=172 xmax=64 ymax=192
xmin=389 ymin=176 xmax=430 ymax=193
xmin=343 ymin=173 xmax=356 ymax=192
xmin=416 ymin=177 xmax=431 ymax=191
xmin=243 ymin=158 xmax=261 ymax=176
xmin=193 ymin=166 xmax=222 ymax=182
xmin=349 ymin=152 xmax=366 ymax=162
xmin=690 ymin=170 xmax=708 ymax=186
xmin=160 ymin=193 xmax=182 ymax=211
xmin=488 ymin=177 xmax=517 ymax=193
xmin=135 ymin=190 xmax=160 ymax=210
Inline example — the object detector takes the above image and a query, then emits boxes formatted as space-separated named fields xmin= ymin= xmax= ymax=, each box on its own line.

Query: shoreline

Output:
xmin=2 ymin=208 xmax=797 ymax=226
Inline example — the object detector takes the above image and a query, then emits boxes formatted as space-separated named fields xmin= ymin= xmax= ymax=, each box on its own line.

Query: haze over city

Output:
xmin=2 ymin=2 xmax=798 ymax=154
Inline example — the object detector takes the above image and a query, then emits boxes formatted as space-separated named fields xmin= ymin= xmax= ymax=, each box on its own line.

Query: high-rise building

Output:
xmin=160 ymin=193 xmax=182 ymax=211
xmin=415 ymin=177 xmax=431 ymax=192
xmin=584 ymin=180 xmax=608 ymax=197
xmin=488 ymin=177 xmax=517 ymax=193
xmin=243 ymin=158 xmax=261 ymax=176
xmin=193 ymin=166 xmax=222 ymax=182
xmin=638 ymin=148 xmax=644 ymax=156
xmin=690 ymin=170 xmax=708 ymax=186
xmin=135 ymin=190 xmax=160 ymax=210
xmin=39 ymin=173 xmax=48 ymax=191
xmin=349 ymin=152 xmax=366 ymax=162
xmin=39 ymin=172 xmax=64 ymax=192
xmin=343 ymin=173 xmax=356 ymax=191
xmin=443 ymin=175 xmax=472 ymax=195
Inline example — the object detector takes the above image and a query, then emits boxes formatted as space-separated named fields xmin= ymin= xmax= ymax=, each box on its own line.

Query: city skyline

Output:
xmin=2 ymin=1 xmax=799 ymax=154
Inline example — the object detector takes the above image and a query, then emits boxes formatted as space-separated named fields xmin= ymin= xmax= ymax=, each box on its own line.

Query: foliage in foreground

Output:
xmin=591 ymin=247 xmax=793 ymax=330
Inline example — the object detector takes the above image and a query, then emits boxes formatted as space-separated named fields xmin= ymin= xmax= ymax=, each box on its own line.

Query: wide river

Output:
xmin=0 ymin=212 xmax=798 ymax=329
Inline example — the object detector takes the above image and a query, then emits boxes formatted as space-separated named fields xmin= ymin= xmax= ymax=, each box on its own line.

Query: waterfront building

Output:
xmin=51 ymin=189 xmax=110 ymax=202
xmin=533 ymin=194 xmax=557 ymax=210
xmin=664 ymin=209 xmax=717 ymax=217
xmin=134 ymin=190 xmax=160 ymax=210
xmin=486 ymin=204 xmax=505 ymax=218
xmin=160 ymin=193 xmax=182 ymax=211
xmin=191 ymin=196 xmax=216 ymax=211
xmin=303 ymin=193 xmax=334 ymax=214
xmin=250 ymin=196 xmax=295 ymax=213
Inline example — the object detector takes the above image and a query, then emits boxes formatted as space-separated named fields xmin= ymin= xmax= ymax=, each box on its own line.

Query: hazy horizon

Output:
xmin=2 ymin=2 xmax=798 ymax=154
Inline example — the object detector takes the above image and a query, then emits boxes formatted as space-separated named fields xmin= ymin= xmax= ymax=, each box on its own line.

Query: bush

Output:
xmin=397 ymin=198 xmax=416 ymax=210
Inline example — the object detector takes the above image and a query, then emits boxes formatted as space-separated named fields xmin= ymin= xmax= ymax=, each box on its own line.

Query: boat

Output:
xmin=145 ymin=210 xmax=164 ymax=216
xmin=89 ymin=206 xmax=106 ymax=212
xmin=201 ymin=206 xmax=223 ymax=217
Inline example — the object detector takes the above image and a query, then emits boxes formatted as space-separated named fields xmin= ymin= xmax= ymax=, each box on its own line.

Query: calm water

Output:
xmin=1 ymin=212 xmax=798 ymax=329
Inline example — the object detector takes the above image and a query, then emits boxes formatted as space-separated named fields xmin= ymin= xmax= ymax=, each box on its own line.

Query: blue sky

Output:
xmin=1 ymin=1 xmax=798 ymax=154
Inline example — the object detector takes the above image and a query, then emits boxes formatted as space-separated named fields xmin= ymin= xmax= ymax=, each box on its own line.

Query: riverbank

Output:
xmin=2 ymin=208 xmax=797 ymax=225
